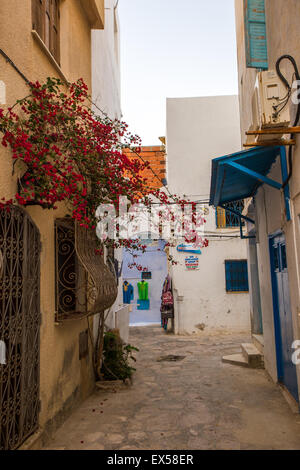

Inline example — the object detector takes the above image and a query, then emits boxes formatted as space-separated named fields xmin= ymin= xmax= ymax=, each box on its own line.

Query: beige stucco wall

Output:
xmin=235 ymin=0 xmax=300 ymax=394
xmin=0 ymin=0 xmax=106 ymax=440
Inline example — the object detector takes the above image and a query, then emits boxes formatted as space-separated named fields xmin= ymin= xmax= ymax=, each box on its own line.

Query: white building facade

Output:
xmin=91 ymin=1 xmax=130 ymax=342
xmin=92 ymin=0 xmax=121 ymax=120
xmin=166 ymin=95 xmax=251 ymax=334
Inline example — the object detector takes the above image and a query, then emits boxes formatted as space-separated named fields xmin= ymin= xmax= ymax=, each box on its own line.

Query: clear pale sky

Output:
xmin=118 ymin=0 xmax=238 ymax=145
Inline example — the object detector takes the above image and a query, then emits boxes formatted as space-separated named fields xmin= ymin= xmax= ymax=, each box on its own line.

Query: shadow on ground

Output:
xmin=43 ymin=326 xmax=300 ymax=450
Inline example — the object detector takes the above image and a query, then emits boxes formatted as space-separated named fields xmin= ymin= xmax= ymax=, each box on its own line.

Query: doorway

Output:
xmin=248 ymin=234 xmax=263 ymax=334
xmin=270 ymin=232 xmax=299 ymax=402
xmin=123 ymin=239 xmax=168 ymax=326
xmin=0 ymin=207 xmax=41 ymax=449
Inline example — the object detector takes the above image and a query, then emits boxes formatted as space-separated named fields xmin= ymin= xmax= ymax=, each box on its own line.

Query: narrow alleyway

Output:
xmin=43 ymin=326 xmax=300 ymax=450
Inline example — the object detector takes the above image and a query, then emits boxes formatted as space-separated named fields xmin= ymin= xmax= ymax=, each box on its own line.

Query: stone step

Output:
xmin=252 ymin=334 xmax=264 ymax=354
xmin=222 ymin=353 xmax=249 ymax=368
xmin=241 ymin=343 xmax=264 ymax=368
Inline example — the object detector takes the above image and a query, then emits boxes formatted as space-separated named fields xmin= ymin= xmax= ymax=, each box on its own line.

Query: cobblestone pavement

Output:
xmin=43 ymin=326 xmax=300 ymax=450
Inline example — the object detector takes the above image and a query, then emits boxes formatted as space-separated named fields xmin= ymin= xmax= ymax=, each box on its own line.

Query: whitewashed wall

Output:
xmin=91 ymin=1 xmax=125 ymax=339
xmin=166 ymin=96 xmax=251 ymax=334
xmin=92 ymin=0 xmax=121 ymax=120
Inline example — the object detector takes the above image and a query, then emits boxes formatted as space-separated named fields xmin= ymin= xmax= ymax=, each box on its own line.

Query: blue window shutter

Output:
xmin=225 ymin=261 xmax=233 ymax=291
xmin=244 ymin=0 xmax=268 ymax=70
xmin=225 ymin=260 xmax=249 ymax=292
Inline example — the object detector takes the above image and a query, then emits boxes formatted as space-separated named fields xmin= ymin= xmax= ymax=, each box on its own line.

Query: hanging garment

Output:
xmin=162 ymin=275 xmax=171 ymax=292
xmin=160 ymin=275 xmax=174 ymax=330
xmin=138 ymin=281 xmax=149 ymax=300
xmin=123 ymin=281 xmax=134 ymax=304
xmin=162 ymin=290 xmax=174 ymax=307
xmin=137 ymin=299 xmax=150 ymax=310
xmin=161 ymin=275 xmax=172 ymax=299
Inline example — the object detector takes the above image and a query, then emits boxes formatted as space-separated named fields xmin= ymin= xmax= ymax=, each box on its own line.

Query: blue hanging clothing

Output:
xmin=123 ymin=281 xmax=134 ymax=304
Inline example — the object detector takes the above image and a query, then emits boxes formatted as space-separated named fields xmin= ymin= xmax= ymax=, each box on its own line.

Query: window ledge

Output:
xmin=31 ymin=30 xmax=69 ymax=85
xmin=226 ymin=291 xmax=249 ymax=294
xmin=80 ymin=0 xmax=105 ymax=29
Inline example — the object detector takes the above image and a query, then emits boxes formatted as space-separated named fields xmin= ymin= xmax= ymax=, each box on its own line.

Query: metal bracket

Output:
xmin=279 ymin=146 xmax=291 ymax=221
xmin=224 ymin=161 xmax=282 ymax=190
xmin=217 ymin=204 xmax=256 ymax=241
xmin=240 ymin=218 xmax=256 ymax=240
xmin=219 ymin=204 xmax=255 ymax=225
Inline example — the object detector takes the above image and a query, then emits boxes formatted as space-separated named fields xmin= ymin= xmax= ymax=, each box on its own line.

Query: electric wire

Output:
xmin=0 ymin=49 xmax=227 ymax=211
xmin=0 ymin=48 xmax=30 ymax=84
xmin=275 ymin=55 xmax=300 ymax=188
xmin=0 ymin=47 xmax=174 ymax=203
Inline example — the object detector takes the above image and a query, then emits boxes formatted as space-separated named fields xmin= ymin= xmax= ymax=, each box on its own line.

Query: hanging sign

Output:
xmin=185 ymin=256 xmax=199 ymax=271
xmin=177 ymin=244 xmax=202 ymax=254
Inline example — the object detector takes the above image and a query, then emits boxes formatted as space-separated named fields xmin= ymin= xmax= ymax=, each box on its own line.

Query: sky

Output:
xmin=118 ymin=0 xmax=239 ymax=145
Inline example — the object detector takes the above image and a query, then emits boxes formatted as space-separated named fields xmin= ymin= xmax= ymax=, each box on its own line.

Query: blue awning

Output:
xmin=209 ymin=146 xmax=284 ymax=207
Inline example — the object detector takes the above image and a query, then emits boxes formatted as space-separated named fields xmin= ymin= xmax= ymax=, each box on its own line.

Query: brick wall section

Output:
xmin=124 ymin=146 xmax=166 ymax=190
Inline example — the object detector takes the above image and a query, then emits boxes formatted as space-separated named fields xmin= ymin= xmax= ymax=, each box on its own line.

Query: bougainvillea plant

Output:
xmin=0 ymin=77 xmax=208 ymax=261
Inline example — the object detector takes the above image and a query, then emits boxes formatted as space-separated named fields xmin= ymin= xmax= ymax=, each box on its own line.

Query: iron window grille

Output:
xmin=55 ymin=218 xmax=89 ymax=321
xmin=55 ymin=218 xmax=118 ymax=322
xmin=216 ymin=200 xmax=245 ymax=228
xmin=225 ymin=260 xmax=249 ymax=292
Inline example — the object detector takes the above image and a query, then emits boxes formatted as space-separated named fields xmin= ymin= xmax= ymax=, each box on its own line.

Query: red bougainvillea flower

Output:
xmin=0 ymin=77 xmax=208 ymax=262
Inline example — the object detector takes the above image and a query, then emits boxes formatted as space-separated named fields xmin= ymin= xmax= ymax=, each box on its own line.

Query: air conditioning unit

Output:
xmin=251 ymin=70 xmax=290 ymax=143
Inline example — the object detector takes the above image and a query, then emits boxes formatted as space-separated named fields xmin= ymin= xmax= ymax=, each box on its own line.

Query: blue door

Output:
xmin=270 ymin=234 xmax=299 ymax=402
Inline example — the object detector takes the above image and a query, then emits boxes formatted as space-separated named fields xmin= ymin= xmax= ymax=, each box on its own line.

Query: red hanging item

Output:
xmin=162 ymin=290 xmax=174 ymax=307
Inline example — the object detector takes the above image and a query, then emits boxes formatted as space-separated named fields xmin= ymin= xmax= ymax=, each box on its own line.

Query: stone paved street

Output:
xmin=43 ymin=326 xmax=300 ymax=450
